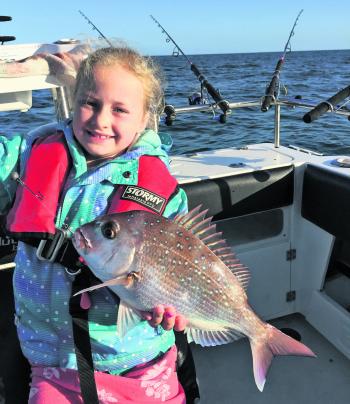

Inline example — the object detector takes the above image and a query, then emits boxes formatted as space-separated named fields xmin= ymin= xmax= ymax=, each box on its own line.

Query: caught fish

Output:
xmin=72 ymin=206 xmax=315 ymax=391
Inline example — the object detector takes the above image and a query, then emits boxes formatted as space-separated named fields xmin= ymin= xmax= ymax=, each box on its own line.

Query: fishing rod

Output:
xmin=261 ymin=9 xmax=303 ymax=112
xmin=303 ymin=84 xmax=350 ymax=123
xmin=78 ymin=10 xmax=113 ymax=47
xmin=150 ymin=15 xmax=230 ymax=122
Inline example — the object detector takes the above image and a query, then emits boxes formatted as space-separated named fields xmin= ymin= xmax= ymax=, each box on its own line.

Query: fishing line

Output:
xmin=78 ymin=10 xmax=113 ymax=47
xmin=261 ymin=9 xmax=303 ymax=112
xmin=150 ymin=15 xmax=230 ymax=121
xmin=11 ymin=172 xmax=74 ymax=236
xmin=337 ymin=98 xmax=350 ymax=111
xmin=150 ymin=15 xmax=192 ymax=65
xmin=281 ymin=9 xmax=303 ymax=57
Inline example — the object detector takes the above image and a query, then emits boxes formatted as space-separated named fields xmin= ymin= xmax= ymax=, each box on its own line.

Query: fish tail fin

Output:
xmin=250 ymin=324 xmax=316 ymax=392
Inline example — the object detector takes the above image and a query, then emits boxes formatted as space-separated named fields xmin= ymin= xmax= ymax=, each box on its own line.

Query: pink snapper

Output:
xmin=73 ymin=206 xmax=315 ymax=391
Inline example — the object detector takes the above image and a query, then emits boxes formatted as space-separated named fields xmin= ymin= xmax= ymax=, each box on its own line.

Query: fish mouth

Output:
xmin=73 ymin=228 xmax=92 ymax=252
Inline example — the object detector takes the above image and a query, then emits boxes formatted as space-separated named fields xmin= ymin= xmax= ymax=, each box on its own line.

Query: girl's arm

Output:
xmin=0 ymin=134 xmax=23 ymax=214
xmin=163 ymin=187 xmax=188 ymax=220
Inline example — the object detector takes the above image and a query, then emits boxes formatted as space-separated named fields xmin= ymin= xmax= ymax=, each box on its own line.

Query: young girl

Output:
xmin=1 ymin=46 xmax=199 ymax=403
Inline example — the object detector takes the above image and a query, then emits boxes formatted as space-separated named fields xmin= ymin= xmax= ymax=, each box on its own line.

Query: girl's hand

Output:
xmin=141 ymin=305 xmax=188 ymax=331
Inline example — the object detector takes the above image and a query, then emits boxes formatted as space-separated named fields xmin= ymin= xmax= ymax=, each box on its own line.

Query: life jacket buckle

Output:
xmin=36 ymin=228 xmax=68 ymax=262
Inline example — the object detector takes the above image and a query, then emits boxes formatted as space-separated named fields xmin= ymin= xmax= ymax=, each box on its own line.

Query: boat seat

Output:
xmin=302 ymin=164 xmax=350 ymax=241
xmin=182 ymin=165 xmax=294 ymax=220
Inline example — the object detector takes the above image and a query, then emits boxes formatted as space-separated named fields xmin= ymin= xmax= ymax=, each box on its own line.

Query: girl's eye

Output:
xmin=79 ymin=99 xmax=98 ymax=108
xmin=113 ymin=106 xmax=127 ymax=113
xmin=86 ymin=100 xmax=98 ymax=108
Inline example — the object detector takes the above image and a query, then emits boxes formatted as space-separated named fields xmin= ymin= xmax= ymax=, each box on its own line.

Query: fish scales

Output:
xmin=136 ymin=220 xmax=245 ymax=326
xmin=73 ymin=208 xmax=316 ymax=391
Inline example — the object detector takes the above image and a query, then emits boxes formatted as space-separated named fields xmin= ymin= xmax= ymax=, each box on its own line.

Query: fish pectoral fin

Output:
xmin=117 ymin=300 xmax=143 ymax=339
xmin=185 ymin=327 xmax=243 ymax=347
xmin=73 ymin=275 xmax=131 ymax=297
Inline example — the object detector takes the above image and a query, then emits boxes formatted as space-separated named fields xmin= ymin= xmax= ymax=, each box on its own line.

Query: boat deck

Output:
xmin=192 ymin=313 xmax=350 ymax=403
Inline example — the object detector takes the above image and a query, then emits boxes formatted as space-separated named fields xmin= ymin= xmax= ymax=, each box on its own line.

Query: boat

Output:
xmin=0 ymin=38 xmax=350 ymax=404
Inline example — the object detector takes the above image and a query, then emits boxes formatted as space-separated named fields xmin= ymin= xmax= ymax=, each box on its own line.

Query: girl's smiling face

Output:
xmin=73 ymin=64 xmax=148 ymax=159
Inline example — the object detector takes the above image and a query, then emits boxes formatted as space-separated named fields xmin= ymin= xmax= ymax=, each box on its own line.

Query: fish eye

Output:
xmin=101 ymin=221 xmax=120 ymax=239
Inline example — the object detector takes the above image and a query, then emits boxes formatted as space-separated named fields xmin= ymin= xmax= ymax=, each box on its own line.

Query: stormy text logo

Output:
xmin=121 ymin=186 xmax=166 ymax=213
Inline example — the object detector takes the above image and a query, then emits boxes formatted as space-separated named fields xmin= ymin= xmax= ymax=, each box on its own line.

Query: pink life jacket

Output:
xmin=5 ymin=132 xmax=198 ymax=403
xmin=6 ymin=131 xmax=178 ymax=239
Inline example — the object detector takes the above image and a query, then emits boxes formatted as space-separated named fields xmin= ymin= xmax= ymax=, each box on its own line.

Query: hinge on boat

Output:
xmin=286 ymin=291 xmax=296 ymax=302
xmin=286 ymin=249 xmax=296 ymax=261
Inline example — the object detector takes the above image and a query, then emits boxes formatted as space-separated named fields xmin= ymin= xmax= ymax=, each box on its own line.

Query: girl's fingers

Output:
xmin=161 ymin=306 xmax=176 ymax=330
xmin=174 ymin=314 xmax=188 ymax=332
xmin=140 ymin=310 xmax=152 ymax=321
xmin=141 ymin=305 xmax=188 ymax=332
xmin=149 ymin=304 xmax=165 ymax=327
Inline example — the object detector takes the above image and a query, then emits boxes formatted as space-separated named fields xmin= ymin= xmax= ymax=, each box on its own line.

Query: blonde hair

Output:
xmin=74 ymin=47 xmax=164 ymax=132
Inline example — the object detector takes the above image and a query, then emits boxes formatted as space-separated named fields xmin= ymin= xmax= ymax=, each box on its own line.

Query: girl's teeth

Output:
xmin=90 ymin=132 xmax=110 ymax=139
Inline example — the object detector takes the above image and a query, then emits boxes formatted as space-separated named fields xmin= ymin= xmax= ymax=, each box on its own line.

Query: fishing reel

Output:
xmin=163 ymin=104 xmax=176 ymax=126
xmin=210 ymin=98 xmax=230 ymax=124
xmin=261 ymin=79 xmax=288 ymax=112
xmin=188 ymin=92 xmax=205 ymax=106
xmin=188 ymin=86 xmax=228 ymax=124
xmin=211 ymin=109 xmax=228 ymax=124
xmin=162 ymin=103 xmax=228 ymax=126
xmin=215 ymin=113 xmax=227 ymax=124
xmin=188 ymin=83 xmax=210 ymax=106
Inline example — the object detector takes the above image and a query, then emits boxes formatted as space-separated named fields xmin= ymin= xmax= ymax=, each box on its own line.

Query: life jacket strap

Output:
xmin=69 ymin=270 xmax=101 ymax=404
xmin=23 ymin=235 xmax=86 ymax=275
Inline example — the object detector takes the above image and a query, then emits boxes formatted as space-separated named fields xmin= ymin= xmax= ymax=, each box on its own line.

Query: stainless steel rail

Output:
xmin=162 ymin=98 xmax=350 ymax=148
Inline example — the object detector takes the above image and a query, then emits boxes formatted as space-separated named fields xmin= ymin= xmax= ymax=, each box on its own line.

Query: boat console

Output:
xmin=172 ymin=142 xmax=350 ymax=352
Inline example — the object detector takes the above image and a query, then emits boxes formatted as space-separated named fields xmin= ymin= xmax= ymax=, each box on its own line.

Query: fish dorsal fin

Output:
xmin=230 ymin=267 xmax=250 ymax=290
xmin=117 ymin=300 xmax=142 ymax=339
xmin=174 ymin=205 xmax=208 ymax=229
xmin=185 ymin=327 xmax=243 ymax=347
xmin=175 ymin=205 xmax=251 ymax=290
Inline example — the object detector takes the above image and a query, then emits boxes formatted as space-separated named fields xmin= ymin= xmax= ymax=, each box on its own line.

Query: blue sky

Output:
xmin=1 ymin=1 xmax=349 ymax=55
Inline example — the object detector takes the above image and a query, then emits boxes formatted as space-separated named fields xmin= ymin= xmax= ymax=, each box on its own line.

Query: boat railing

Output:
xmin=162 ymin=98 xmax=350 ymax=148
xmin=0 ymin=42 xmax=349 ymax=149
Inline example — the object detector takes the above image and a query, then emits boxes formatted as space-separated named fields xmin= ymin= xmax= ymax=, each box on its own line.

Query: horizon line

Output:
xmin=150 ymin=48 xmax=349 ymax=57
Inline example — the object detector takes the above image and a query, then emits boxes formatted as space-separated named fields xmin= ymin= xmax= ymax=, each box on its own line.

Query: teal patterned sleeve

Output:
xmin=163 ymin=187 xmax=188 ymax=219
xmin=0 ymin=134 xmax=23 ymax=214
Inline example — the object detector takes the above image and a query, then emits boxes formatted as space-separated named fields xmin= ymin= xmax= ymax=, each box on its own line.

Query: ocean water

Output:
xmin=1 ymin=49 xmax=350 ymax=156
